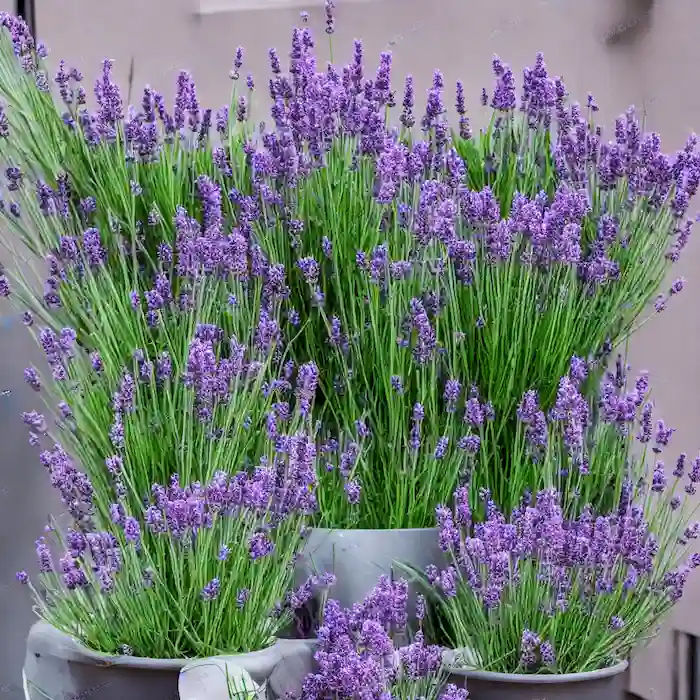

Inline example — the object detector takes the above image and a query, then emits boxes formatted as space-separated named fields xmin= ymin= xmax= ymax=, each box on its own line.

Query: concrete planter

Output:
xmin=449 ymin=659 xmax=629 ymax=700
xmin=296 ymin=527 xmax=444 ymax=611
xmin=23 ymin=621 xmax=313 ymax=700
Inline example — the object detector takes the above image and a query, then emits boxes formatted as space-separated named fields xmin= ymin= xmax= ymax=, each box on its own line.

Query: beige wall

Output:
xmin=24 ymin=1 xmax=699 ymax=699
xmin=621 ymin=1 xmax=700 ymax=699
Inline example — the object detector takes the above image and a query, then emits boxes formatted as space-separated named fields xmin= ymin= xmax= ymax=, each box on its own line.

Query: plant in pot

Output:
xmin=295 ymin=574 xmax=468 ymax=700
xmin=0 ymin=4 xmax=695 ymax=612
xmin=224 ymin=9 xmax=694 ymax=605
xmin=400 ymin=363 xmax=699 ymax=700
xmin=8 ymin=176 xmax=328 ymax=700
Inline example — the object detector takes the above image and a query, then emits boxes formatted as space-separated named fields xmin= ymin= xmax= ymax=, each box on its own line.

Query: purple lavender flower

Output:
xmin=24 ymin=366 xmax=41 ymax=391
xmin=536 ymin=641 xmax=554 ymax=669
xmin=201 ymin=577 xmax=220 ymax=601
xmin=123 ymin=516 xmax=141 ymax=545
xmin=440 ymin=686 xmax=468 ymax=700
xmin=519 ymin=629 xmax=541 ymax=668
xmin=344 ymin=479 xmax=361 ymax=505
xmin=434 ymin=436 xmax=449 ymax=460
xmin=415 ymin=594 xmax=426 ymax=621
xmin=295 ymin=361 xmax=319 ymax=418
xmin=324 ymin=0 xmax=335 ymax=34
xmin=237 ymin=588 xmax=249 ymax=609
xmin=444 ymin=379 xmax=462 ymax=413
xmin=35 ymin=537 xmax=53 ymax=572
xmin=249 ymin=531 xmax=274 ymax=560
xmin=610 ymin=616 xmax=625 ymax=630
xmin=400 ymin=75 xmax=415 ymax=129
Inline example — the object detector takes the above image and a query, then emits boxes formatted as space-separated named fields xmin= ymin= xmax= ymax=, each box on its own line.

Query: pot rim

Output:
xmin=449 ymin=658 xmax=629 ymax=684
xmin=29 ymin=620 xmax=277 ymax=670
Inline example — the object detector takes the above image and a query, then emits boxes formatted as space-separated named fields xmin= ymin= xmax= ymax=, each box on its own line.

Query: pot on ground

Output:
xmin=448 ymin=659 xmax=629 ymax=700
xmin=23 ymin=620 xmax=304 ymax=700
xmin=296 ymin=527 xmax=443 ymax=611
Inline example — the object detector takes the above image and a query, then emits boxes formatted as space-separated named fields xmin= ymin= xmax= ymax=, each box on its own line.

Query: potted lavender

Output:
xmin=255 ymin=29 xmax=693 ymax=606
xmin=0 ymin=6 xmax=695 ymax=613
xmin=9 ymin=175 xmax=323 ymax=700
xmin=296 ymin=574 xmax=467 ymax=700
xmin=400 ymin=365 xmax=699 ymax=700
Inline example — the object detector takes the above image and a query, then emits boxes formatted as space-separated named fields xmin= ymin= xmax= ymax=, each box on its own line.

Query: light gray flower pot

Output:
xmin=179 ymin=639 xmax=318 ymax=700
xmin=23 ymin=621 xmax=313 ymax=700
xmin=448 ymin=659 xmax=629 ymax=700
xmin=296 ymin=527 xmax=444 ymax=611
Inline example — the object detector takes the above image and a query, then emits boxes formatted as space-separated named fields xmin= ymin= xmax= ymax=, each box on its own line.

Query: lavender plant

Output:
xmin=20 ymin=463 xmax=316 ymax=658
xmin=0 ymin=13 xmax=253 ymax=276
xmin=300 ymin=575 xmax=468 ymax=700
xmin=0 ymin=9 xmax=695 ymax=528
xmin=401 ymin=369 xmax=700 ymax=674
xmin=253 ymin=40 xmax=695 ymax=519
xmin=7 ymin=163 xmax=331 ymax=655
xmin=16 ymin=326 xmax=321 ymax=658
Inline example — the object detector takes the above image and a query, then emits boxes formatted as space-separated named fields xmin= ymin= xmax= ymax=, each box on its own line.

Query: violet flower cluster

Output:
xmin=0 ymin=6 xmax=697 ymax=672
xmin=0 ymin=9 xmax=694 ymax=527
xmin=19 ymin=417 xmax=321 ymax=658
xmin=300 ymin=575 xmax=467 ymax=700
xmin=11 ymin=176 xmax=327 ymax=656
xmin=421 ymin=375 xmax=700 ymax=673
xmin=507 ymin=352 xmax=673 ymax=515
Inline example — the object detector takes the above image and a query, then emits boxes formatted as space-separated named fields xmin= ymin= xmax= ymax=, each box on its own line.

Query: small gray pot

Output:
xmin=179 ymin=641 xmax=315 ymax=700
xmin=23 ymin=621 xmax=299 ymax=700
xmin=296 ymin=527 xmax=443 ymax=611
xmin=449 ymin=659 xmax=629 ymax=700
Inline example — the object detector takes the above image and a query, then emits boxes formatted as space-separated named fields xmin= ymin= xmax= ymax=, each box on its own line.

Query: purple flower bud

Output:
xmin=540 ymin=640 xmax=556 ymax=666
xmin=110 ymin=503 xmax=125 ymax=525
xmin=444 ymin=379 xmax=462 ymax=413
xmin=345 ymin=479 xmax=361 ymax=505
xmin=249 ymin=532 xmax=274 ymax=560
xmin=237 ymin=588 xmax=249 ymax=608
xmin=201 ymin=578 xmax=220 ymax=601
xmin=670 ymin=278 xmax=685 ymax=295
xmin=124 ymin=516 xmax=140 ymax=545
xmin=35 ymin=537 xmax=53 ymax=572
xmin=674 ymin=453 xmax=687 ymax=478
xmin=610 ymin=616 xmax=625 ymax=630
xmin=415 ymin=594 xmax=426 ymax=621
xmin=24 ymin=367 xmax=41 ymax=392
xmin=324 ymin=0 xmax=335 ymax=34
xmin=434 ymin=436 xmax=449 ymax=460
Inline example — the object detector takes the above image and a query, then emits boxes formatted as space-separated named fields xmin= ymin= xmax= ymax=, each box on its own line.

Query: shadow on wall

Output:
xmin=605 ymin=0 xmax=655 ymax=45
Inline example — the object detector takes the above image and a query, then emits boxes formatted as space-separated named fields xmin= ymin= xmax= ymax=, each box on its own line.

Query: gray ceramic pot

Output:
xmin=296 ymin=527 xmax=443 ymax=611
xmin=449 ymin=659 xmax=629 ymax=700
xmin=179 ymin=639 xmax=317 ymax=700
xmin=23 ymin=621 xmax=300 ymax=700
